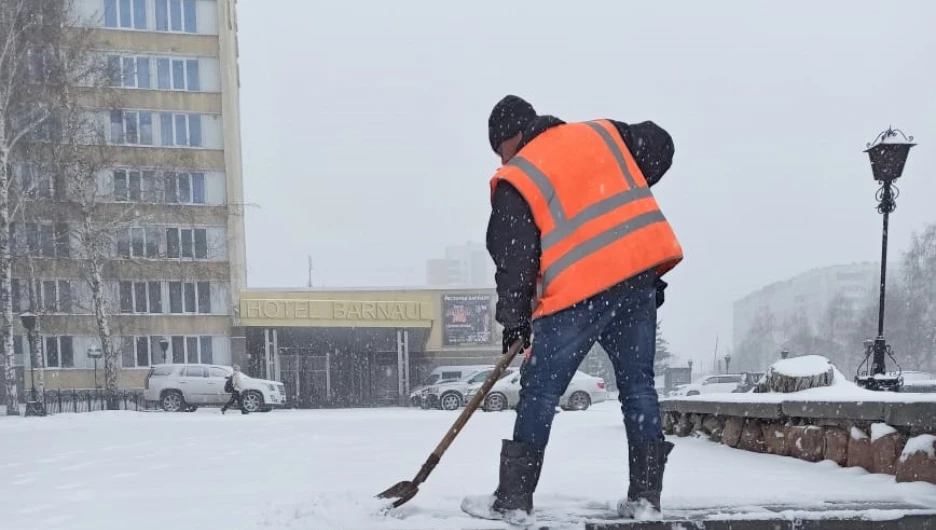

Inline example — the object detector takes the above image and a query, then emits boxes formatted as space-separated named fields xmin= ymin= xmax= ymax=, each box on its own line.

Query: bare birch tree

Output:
xmin=0 ymin=0 xmax=104 ymax=413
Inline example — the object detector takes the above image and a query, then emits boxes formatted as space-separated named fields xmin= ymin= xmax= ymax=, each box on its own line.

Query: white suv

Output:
xmin=672 ymin=374 xmax=744 ymax=397
xmin=143 ymin=364 xmax=287 ymax=413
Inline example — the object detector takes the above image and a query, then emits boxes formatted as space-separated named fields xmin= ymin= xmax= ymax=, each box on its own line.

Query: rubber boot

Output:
xmin=617 ymin=440 xmax=674 ymax=519
xmin=461 ymin=439 xmax=545 ymax=526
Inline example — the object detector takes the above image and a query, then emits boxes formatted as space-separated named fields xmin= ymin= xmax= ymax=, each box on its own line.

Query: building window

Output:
xmin=160 ymin=113 xmax=202 ymax=147
xmin=11 ymin=279 xmax=21 ymax=313
xmin=156 ymin=58 xmax=200 ymax=91
xmin=108 ymin=55 xmax=151 ymax=89
xmin=121 ymin=336 xmax=164 ymax=367
xmin=44 ymin=336 xmax=74 ymax=368
xmin=166 ymin=228 xmax=208 ymax=259
xmin=113 ymin=170 xmax=206 ymax=204
xmin=170 ymin=335 xmax=213 ymax=364
xmin=110 ymin=55 xmax=201 ymax=92
xmin=19 ymin=163 xmax=54 ymax=200
xmin=13 ymin=336 xmax=24 ymax=366
xmin=110 ymin=110 xmax=154 ymax=145
xmin=155 ymin=0 xmax=197 ymax=33
xmin=164 ymin=172 xmax=206 ymax=204
xmin=104 ymin=0 xmax=148 ymax=30
xmin=113 ymin=170 xmax=158 ymax=202
xmin=25 ymin=48 xmax=50 ymax=85
xmin=31 ymin=280 xmax=72 ymax=313
xmin=25 ymin=223 xmax=69 ymax=258
xmin=119 ymin=281 xmax=162 ymax=314
xmin=117 ymin=227 xmax=160 ymax=258
xmin=37 ymin=116 xmax=63 ymax=144
xmin=168 ymin=281 xmax=210 ymax=314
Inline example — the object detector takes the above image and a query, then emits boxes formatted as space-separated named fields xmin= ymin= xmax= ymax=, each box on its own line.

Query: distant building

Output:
xmin=732 ymin=262 xmax=879 ymax=351
xmin=426 ymin=242 xmax=494 ymax=288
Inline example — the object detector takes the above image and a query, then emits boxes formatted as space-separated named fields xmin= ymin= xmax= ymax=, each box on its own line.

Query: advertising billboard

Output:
xmin=442 ymin=293 xmax=492 ymax=345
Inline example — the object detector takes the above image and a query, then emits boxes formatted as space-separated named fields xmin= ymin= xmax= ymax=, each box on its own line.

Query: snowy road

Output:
xmin=2 ymin=402 xmax=936 ymax=530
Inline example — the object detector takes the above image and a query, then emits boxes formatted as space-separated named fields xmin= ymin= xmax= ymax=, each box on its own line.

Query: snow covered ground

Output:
xmin=2 ymin=402 xmax=936 ymax=530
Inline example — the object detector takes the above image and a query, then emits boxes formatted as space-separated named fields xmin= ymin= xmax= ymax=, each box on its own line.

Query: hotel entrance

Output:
xmin=244 ymin=326 xmax=428 ymax=408
xmin=234 ymin=288 xmax=498 ymax=408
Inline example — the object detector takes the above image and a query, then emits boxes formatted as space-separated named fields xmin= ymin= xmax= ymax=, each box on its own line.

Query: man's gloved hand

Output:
xmin=503 ymin=323 xmax=531 ymax=354
xmin=655 ymin=278 xmax=668 ymax=309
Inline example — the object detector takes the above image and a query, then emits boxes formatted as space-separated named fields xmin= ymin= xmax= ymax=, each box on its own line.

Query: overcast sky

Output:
xmin=237 ymin=0 xmax=936 ymax=367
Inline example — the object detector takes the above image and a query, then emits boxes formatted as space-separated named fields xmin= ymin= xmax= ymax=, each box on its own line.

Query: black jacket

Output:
xmin=486 ymin=116 xmax=675 ymax=331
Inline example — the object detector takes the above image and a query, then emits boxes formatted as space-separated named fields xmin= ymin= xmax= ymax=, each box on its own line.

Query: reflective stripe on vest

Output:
xmin=490 ymin=119 xmax=683 ymax=317
xmin=506 ymin=156 xmax=654 ymax=251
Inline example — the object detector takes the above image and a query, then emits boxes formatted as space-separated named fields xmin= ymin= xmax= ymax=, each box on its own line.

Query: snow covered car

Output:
xmin=481 ymin=370 xmax=607 ymax=412
xmin=899 ymin=371 xmax=936 ymax=393
xmin=143 ymin=364 xmax=287 ymax=413
xmin=408 ymin=364 xmax=493 ymax=407
xmin=671 ymin=374 xmax=744 ymax=397
xmin=421 ymin=366 xmax=502 ymax=411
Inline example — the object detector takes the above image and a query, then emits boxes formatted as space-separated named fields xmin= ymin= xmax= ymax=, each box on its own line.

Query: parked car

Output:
xmin=408 ymin=364 xmax=494 ymax=407
xmin=671 ymin=374 xmax=744 ymax=397
xmin=422 ymin=366 xmax=507 ymax=411
xmin=481 ymin=370 xmax=607 ymax=412
xmin=143 ymin=364 xmax=287 ymax=413
xmin=463 ymin=367 xmax=520 ymax=404
xmin=899 ymin=371 xmax=936 ymax=393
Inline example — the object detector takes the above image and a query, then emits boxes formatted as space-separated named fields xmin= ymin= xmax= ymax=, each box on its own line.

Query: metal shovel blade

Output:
xmin=376 ymin=345 xmax=522 ymax=511
xmin=376 ymin=480 xmax=419 ymax=508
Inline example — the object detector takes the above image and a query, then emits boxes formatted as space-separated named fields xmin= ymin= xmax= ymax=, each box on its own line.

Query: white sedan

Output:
xmin=476 ymin=369 xmax=607 ymax=412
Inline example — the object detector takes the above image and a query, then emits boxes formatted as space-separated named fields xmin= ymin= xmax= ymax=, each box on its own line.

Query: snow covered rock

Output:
xmin=824 ymin=427 xmax=849 ymax=466
xmin=764 ymin=423 xmax=789 ymax=456
xmin=722 ymin=417 xmax=744 ymax=447
xmin=786 ymin=425 xmax=825 ymax=462
xmin=871 ymin=423 xmax=898 ymax=442
xmin=674 ymin=413 xmax=693 ymax=437
xmin=897 ymin=434 xmax=936 ymax=484
xmin=760 ymin=355 xmax=835 ymax=393
xmin=847 ymin=427 xmax=873 ymax=471
xmin=702 ymin=415 xmax=725 ymax=442
xmin=870 ymin=425 xmax=906 ymax=475
xmin=738 ymin=419 xmax=766 ymax=453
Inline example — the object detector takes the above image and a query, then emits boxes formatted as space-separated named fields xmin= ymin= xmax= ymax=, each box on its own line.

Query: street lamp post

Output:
xmin=159 ymin=338 xmax=169 ymax=364
xmin=855 ymin=127 xmax=916 ymax=392
xmin=87 ymin=347 xmax=103 ymax=390
xmin=19 ymin=311 xmax=45 ymax=417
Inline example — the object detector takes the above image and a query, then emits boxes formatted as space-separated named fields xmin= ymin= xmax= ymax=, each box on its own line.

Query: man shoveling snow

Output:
xmin=461 ymin=95 xmax=684 ymax=526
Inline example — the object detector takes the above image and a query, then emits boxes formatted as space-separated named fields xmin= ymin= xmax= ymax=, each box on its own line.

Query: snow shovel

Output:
xmin=377 ymin=341 xmax=525 ymax=509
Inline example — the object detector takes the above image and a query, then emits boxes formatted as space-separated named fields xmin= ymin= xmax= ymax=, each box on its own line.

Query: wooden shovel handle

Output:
xmin=411 ymin=342 xmax=524 ymax=485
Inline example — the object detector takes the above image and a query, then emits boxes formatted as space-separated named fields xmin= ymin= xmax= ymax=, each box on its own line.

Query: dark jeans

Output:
xmin=513 ymin=275 xmax=663 ymax=448
xmin=222 ymin=390 xmax=244 ymax=412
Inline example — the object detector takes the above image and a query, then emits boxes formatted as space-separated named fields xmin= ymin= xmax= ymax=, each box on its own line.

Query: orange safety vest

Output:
xmin=490 ymin=120 xmax=683 ymax=319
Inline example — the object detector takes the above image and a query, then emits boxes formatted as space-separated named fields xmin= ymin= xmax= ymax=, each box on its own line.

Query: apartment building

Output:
xmin=732 ymin=262 xmax=879 ymax=352
xmin=426 ymin=242 xmax=494 ymax=288
xmin=12 ymin=0 xmax=246 ymax=391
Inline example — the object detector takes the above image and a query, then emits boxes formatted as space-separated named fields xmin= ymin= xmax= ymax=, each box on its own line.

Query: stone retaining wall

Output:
xmin=662 ymin=398 xmax=936 ymax=485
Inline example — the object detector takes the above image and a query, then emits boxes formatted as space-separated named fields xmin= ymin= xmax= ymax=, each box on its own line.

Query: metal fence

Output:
xmin=40 ymin=390 xmax=147 ymax=414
